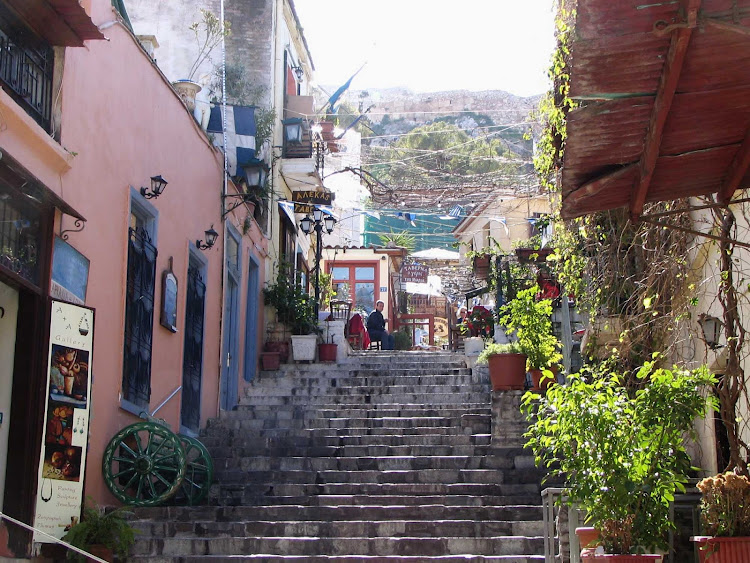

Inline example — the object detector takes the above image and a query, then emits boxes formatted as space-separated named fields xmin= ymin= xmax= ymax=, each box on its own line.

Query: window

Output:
xmin=122 ymin=191 xmax=158 ymax=411
xmin=0 ymin=4 xmax=54 ymax=132
xmin=329 ymin=262 xmax=379 ymax=316
xmin=181 ymin=252 xmax=206 ymax=433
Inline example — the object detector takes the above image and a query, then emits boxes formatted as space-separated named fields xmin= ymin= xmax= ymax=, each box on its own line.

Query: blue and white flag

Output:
xmin=207 ymin=105 xmax=257 ymax=180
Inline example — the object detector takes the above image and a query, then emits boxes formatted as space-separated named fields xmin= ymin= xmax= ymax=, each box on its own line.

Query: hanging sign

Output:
xmin=34 ymin=300 xmax=95 ymax=542
xmin=292 ymin=190 xmax=334 ymax=205
xmin=401 ymin=263 xmax=429 ymax=284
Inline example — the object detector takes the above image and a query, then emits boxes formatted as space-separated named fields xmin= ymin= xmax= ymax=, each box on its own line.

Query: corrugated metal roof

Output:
xmin=561 ymin=0 xmax=750 ymax=219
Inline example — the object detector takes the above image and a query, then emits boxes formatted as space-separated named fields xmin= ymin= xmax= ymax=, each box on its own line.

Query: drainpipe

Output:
xmin=218 ymin=0 xmax=228 ymax=417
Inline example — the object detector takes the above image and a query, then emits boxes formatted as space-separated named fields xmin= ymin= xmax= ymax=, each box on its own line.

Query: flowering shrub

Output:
xmin=463 ymin=306 xmax=493 ymax=338
xmin=697 ymin=471 xmax=750 ymax=537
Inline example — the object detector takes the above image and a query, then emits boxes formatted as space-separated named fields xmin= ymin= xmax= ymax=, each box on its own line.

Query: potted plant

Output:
xmin=260 ymin=351 xmax=280 ymax=370
xmin=523 ymin=361 xmax=718 ymax=560
xmin=173 ymin=9 xmax=231 ymax=112
xmin=691 ymin=471 xmax=750 ymax=561
xmin=477 ymin=341 xmax=527 ymax=391
xmin=263 ymin=263 xmax=319 ymax=362
xmin=318 ymin=320 xmax=338 ymax=363
xmin=61 ymin=499 xmax=136 ymax=562
xmin=499 ymin=285 xmax=562 ymax=391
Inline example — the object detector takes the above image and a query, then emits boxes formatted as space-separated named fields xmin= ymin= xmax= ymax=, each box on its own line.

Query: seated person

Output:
xmin=457 ymin=307 xmax=468 ymax=324
xmin=366 ymin=300 xmax=395 ymax=350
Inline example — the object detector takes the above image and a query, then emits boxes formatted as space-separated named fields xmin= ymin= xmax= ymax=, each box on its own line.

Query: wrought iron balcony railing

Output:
xmin=0 ymin=25 xmax=54 ymax=132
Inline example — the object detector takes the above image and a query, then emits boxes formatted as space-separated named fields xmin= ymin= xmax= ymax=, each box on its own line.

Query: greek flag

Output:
xmin=207 ymin=105 xmax=257 ymax=180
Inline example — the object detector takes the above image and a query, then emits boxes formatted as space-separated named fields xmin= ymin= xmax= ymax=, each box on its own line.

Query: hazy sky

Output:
xmin=293 ymin=0 xmax=557 ymax=97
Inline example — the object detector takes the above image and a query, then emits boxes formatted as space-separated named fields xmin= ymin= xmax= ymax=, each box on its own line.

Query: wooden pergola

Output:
xmin=561 ymin=0 xmax=750 ymax=223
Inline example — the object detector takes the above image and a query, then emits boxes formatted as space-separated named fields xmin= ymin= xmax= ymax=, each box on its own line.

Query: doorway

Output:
xmin=0 ymin=281 xmax=18 ymax=510
xmin=243 ymin=255 xmax=260 ymax=383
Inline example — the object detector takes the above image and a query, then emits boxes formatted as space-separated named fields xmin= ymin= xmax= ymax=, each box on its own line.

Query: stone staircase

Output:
xmin=128 ymin=351 xmax=547 ymax=562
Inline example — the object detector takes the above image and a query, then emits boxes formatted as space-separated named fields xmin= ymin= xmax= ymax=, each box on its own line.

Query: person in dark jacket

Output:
xmin=367 ymin=300 xmax=395 ymax=350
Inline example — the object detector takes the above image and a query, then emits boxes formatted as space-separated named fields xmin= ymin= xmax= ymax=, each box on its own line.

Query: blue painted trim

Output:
xmin=243 ymin=252 xmax=261 ymax=382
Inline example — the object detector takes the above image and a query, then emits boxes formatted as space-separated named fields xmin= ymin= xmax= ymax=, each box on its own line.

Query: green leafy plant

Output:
xmin=499 ymin=285 xmax=561 ymax=370
xmin=394 ymin=329 xmax=412 ymax=350
xmin=263 ymin=263 xmax=319 ymax=335
xmin=379 ymin=230 xmax=416 ymax=252
xmin=523 ymin=361 xmax=717 ymax=554
xmin=61 ymin=499 xmax=136 ymax=561
xmin=696 ymin=471 xmax=750 ymax=537
xmin=187 ymin=8 xmax=231 ymax=82
xmin=477 ymin=341 xmax=523 ymax=365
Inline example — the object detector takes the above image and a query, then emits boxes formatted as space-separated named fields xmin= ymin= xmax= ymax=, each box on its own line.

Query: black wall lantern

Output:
xmin=291 ymin=64 xmax=304 ymax=82
xmin=282 ymin=118 xmax=304 ymax=144
xmin=242 ymin=158 xmax=268 ymax=189
xmin=140 ymin=175 xmax=168 ymax=199
xmin=196 ymin=225 xmax=219 ymax=250
xmin=698 ymin=313 xmax=724 ymax=350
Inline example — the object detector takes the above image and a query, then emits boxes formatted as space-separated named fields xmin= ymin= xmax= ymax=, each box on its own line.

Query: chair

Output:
xmin=329 ymin=300 xmax=351 ymax=322
xmin=449 ymin=314 xmax=465 ymax=352
xmin=347 ymin=313 xmax=370 ymax=350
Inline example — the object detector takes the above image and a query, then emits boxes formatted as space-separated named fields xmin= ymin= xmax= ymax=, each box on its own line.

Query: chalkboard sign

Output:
xmin=52 ymin=237 xmax=89 ymax=302
xmin=160 ymin=259 xmax=178 ymax=333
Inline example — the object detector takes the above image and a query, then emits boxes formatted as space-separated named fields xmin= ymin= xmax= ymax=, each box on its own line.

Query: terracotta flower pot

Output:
xmin=318 ymin=343 xmax=337 ymax=363
xmin=693 ymin=535 xmax=750 ymax=562
xmin=487 ymin=353 xmax=527 ymax=391
xmin=582 ymin=555 xmax=662 ymax=562
xmin=264 ymin=341 xmax=289 ymax=363
xmin=575 ymin=526 xmax=600 ymax=549
xmin=529 ymin=367 xmax=558 ymax=392
xmin=260 ymin=352 xmax=280 ymax=371
xmin=472 ymin=255 xmax=491 ymax=280
xmin=86 ymin=544 xmax=113 ymax=562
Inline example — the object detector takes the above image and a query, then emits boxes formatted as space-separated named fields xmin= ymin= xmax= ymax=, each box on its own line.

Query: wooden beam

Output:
xmin=718 ymin=129 xmax=750 ymax=205
xmin=562 ymin=164 xmax=638 ymax=220
xmin=630 ymin=0 xmax=701 ymax=222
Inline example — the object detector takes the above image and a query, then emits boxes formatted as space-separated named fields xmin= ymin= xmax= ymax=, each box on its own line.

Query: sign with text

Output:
xmin=292 ymin=190 xmax=334 ymax=205
xmin=401 ymin=264 xmax=429 ymax=284
xmin=34 ymin=300 xmax=94 ymax=543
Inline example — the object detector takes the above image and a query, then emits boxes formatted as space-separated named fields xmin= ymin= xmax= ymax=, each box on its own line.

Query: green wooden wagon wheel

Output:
xmin=173 ymin=435 xmax=214 ymax=505
xmin=102 ymin=421 xmax=186 ymax=507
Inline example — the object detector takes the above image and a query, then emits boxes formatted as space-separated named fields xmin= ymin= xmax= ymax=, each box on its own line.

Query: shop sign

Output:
xmin=34 ymin=300 xmax=94 ymax=542
xmin=401 ymin=264 xmax=429 ymax=283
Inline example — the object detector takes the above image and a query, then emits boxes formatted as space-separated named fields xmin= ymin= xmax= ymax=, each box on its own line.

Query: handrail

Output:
xmin=150 ymin=385 xmax=182 ymax=417
xmin=0 ymin=511 xmax=108 ymax=563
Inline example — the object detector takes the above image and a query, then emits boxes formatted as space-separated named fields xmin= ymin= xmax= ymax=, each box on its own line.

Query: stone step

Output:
xmin=211 ymin=483 xmax=543 ymax=504
xmin=133 ymin=519 xmax=545 ymax=540
xmin=203 ymin=425 xmax=488 ymax=439
xmin=234 ymin=393 xmax=492 ymax=406
xmin=129 ymin=535 xmax=545 ymax=557
xmin=207 ymin=415 xmax=490 ymax=432
xmin=132 ymin=504 xmax=543 ymax=523
xmin=207 ymin=492 xmax=545 ymax=507
xmin=129 ymin=556 xmax=545 ymax=562
xmin=229 ymin=404 xmax=495 ymax=418
xmin=206 ymin=443 xmax=513 ymax=459
xmin=199 ymin=433 xmax=494 ymax=449
xmin=213 ymin=468 xmax=545 ymax=486
xmin=212 ymin=454 xmax=522 ymax=472
xmin=217 ymin=407 xmax=493 ymax=422
xmin=243 ymin=383 xmax=489 ymax=395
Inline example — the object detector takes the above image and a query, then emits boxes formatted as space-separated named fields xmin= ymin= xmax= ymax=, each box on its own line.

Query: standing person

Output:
xmin=457 ymin=307 xmax=468 ymax=324
xmin=367 ymin=300 xmax=395 ymax=350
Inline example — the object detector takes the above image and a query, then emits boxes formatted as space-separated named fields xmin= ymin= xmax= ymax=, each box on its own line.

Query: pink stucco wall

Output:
xmin=58 ymin=6 xmax=225 ymax=503
xmin=0 ymin=0 xmax=269 ymax=516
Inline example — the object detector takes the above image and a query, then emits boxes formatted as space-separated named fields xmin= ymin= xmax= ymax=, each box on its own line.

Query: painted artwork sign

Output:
xmin=34 ymin=300 xmax=94 ymax=543
xmin=401 ymin=264 xmax=429 ymax=284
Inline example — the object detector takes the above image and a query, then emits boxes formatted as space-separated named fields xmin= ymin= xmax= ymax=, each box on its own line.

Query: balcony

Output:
xmin=0 ymin=23 xmax=54 ymax=132
xmin=281 ymin=95 xmax=325 ymax=190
